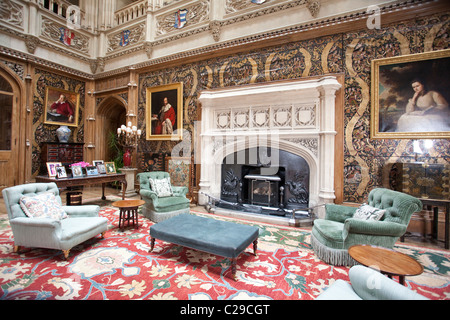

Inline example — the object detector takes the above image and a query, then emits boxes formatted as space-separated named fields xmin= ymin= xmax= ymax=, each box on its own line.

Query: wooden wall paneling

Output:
xmin=334 ymin=74 xmax=345 ymax=204
xmin=85 ymin=80 xmax=96 ymax=164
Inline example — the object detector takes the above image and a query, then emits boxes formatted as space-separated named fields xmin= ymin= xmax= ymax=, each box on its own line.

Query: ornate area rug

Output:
xmin=0 ymin=205 xmax=449 ymax=300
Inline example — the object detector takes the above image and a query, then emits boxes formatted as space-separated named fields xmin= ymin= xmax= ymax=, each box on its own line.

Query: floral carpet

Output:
xmin=0 ymin=204 xmax=449 ymax=300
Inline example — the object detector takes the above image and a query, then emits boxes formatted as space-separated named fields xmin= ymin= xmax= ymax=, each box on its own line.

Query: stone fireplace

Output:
xmin=198 ymin=76 xmax=341 ymax=220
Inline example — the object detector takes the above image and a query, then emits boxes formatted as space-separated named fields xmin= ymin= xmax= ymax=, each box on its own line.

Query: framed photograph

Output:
xmin=85 ymin=166 xmax=98 ymax=176
xmin=97 ymin=163 xmax=106 ymax=174
xmin=46 ymin=162 xmax=62 ymax=177
xmin=44 ymin=86 xmax=80 ymax=127
xmin=71 ymin=165 xmax=83 ymax=177
xmin=93 ymin=160 xmax=104 ymax=166
xmin=146 ymin=82 xmax=183 ymax=141
xmin=371 ymin=49 xmax=450 ymax=139
xmin=105 ymin=162 xmax=116 ymax=174
xmin=55 ymin=166 xmax=67 ymax=179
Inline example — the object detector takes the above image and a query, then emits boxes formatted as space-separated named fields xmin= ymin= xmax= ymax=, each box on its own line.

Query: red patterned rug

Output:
xmin=0 ymin=204 xmax=449 ymax=300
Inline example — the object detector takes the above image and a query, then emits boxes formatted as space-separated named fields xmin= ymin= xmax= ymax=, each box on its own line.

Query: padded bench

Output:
xmin=149 ymin=214 xmax=259 ymax=279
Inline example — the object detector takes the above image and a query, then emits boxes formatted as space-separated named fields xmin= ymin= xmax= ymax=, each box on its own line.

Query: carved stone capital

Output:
xmin=25 ymin=35 xmax=40 ymax=54
xmin=209 ymin=20 xmax=221 ymax=42
xmin=144 ymin=41 xmax=153 ymax=59
xmin=90 ymin=57 xmax=105 ymax=74
xmin=306 ymin=0 xmax=321 ymax=18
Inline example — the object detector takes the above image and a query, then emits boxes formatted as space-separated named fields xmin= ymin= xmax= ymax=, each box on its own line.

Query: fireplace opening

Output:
xmin=218 ymin=147 xmax=309 ymax=217
xmin=245 ymin=174 xmax=281 ymax=207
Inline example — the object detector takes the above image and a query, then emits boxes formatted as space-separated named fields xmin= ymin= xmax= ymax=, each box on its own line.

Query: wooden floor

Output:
xmin=0 ymin=185 xmax=447 ymax=251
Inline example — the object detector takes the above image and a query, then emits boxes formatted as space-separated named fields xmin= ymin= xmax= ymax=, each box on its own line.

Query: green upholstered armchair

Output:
xmin=2 ymin=182 xmax=108 ymax=259
xmin=311 ymin=188 xmax=422 ymax=266
xmin=137 ymin=171 xmax=190 ymax=222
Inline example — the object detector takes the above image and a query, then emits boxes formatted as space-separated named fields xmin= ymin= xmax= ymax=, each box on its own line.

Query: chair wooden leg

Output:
xmin=14 ymin=245 xmax=19 ymax=253
xmin=62 ymin=249 xmax=70 ymax=259
xmin=101 ymin=231 xmax=106 ymax=238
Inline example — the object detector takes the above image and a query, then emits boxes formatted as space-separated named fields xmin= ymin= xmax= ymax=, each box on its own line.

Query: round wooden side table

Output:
xmin=112 ymin=199 xmax=145 ymax=231
xmin=348 ymin=245 xmax=423 ymax=285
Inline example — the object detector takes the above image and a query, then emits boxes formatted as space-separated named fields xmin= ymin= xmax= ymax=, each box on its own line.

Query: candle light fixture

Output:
xmin=116 ymin=121 xmax=142 ymax=167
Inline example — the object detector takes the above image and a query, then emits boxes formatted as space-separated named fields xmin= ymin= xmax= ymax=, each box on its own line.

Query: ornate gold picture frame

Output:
xmin=146 ymin=83 xmax=183 ymax=141
xmin=370 ymin=49 xmax=450 ymax=139
xmin=44 ymin=87 xmax=80 ymax=127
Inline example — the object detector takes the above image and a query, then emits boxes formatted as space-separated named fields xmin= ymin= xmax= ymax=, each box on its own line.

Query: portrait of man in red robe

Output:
xmin=152 ymin=97 xmax=176 ymax=134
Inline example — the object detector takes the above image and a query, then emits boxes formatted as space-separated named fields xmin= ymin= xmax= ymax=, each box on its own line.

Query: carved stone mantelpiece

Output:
xmin=198 ymin=76 xmax=341 ymax=218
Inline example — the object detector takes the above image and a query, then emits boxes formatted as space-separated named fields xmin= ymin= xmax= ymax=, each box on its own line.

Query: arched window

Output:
xmin=0 ymin=75 xmax=13 ymax=151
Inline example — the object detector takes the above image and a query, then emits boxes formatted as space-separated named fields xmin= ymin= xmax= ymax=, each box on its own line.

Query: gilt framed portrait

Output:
xmin=44 ymin=87 xmax=80 ymax=127
xmin=146 ymin=83 xmax=183 ymax=141
xmin=371 ymin=49 xmax=450 ymax=139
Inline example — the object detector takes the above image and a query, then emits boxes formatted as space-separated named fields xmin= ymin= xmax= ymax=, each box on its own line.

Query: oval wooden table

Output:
xmin=112 ymin=199 xmax=145 ymax=231
xmin=348 ymin=245 xmax=423 ymax=286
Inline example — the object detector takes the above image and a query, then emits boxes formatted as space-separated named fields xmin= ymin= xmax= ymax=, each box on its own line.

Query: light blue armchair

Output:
xmin=316 ymin=265 xmax=428 ymax=300
xmin=2 ymin=182 xmax=108 ymax=259
xmin=137 ymin=171 xmax=190 ymax=222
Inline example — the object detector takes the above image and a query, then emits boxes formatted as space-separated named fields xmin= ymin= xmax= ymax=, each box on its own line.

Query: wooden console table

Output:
xmin=35 ymin=173 xmax=127 ymax=200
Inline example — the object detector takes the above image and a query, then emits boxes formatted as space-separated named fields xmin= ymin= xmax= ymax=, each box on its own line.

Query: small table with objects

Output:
xmin=348 ymin=245 xmax=423 ymax=286
xmin=112 ymin=199 xmax=145 ymax=231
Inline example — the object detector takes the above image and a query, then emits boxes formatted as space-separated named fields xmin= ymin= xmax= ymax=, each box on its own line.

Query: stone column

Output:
xmin=121 ymin=167 xmax=138 ymax=197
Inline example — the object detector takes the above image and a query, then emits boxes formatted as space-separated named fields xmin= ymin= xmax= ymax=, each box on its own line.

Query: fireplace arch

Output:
xmin=213 ymin=139 xmax=318 ymax=208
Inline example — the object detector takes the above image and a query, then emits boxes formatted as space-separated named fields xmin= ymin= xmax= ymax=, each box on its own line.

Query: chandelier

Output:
xmin=117 ymin=121 xmax=141 ymax=148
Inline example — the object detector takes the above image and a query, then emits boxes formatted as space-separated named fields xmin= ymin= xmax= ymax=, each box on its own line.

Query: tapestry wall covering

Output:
xmin=32 ymin=69 xmax=85 ymax=176
xmin=28 ymin=13 xmax=449 ymax=203
xmin=137 ymin=13 xmax=450 ymax=203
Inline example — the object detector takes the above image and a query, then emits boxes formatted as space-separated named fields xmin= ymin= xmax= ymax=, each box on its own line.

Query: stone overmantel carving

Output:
xmin=198 ymin=76 xmax=341 ymax=218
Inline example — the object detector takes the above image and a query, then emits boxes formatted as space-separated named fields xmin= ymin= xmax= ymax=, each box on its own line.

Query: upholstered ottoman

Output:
xmin=149 ymin=214 xmax=259 ymax=279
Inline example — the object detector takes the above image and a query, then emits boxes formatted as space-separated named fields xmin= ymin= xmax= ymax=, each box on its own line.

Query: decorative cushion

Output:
xmin=149 ymin=177 xmax=173 ymax=197
xmin=353 ymin=204 xmax=385 ymax=221
xmin=19 ymin=192 xmax=68 ymax=220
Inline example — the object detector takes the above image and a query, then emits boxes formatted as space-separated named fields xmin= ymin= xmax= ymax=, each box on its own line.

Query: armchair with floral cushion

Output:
xmin=311 ymin=188 xmax=422 ymax=266
xmin=137 ymin=171 xmax=190 ymax=223
xmin=2 ymin=182 xmax=108 ymax=259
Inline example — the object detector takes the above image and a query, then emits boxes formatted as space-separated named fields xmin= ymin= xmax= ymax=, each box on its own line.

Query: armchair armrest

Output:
xmin=140 ymin=189 xmax=159 ymax=203
xmin=172 ymin=186 xmax=188 ymax=197
xmin=350 ymin=265 xmax=428 ymax=300
xmin=343 ymin=218 xmax=406 ymax=239
xmin=63 ymin=205 xmax=100 ymax=217
xmin=9 ymin=217 xmax=61 ymax=230
xmin=325 ymin=204 xmax=357 ymax=223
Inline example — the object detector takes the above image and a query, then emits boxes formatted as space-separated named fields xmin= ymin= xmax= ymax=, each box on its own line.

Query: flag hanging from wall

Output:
xmin=120 ymin=30 xmax=131 ymax=47
xmin=174 ymin=9 xmax=188 ymax=29
xmin=59 ymin=27 xmax=75 ymax=46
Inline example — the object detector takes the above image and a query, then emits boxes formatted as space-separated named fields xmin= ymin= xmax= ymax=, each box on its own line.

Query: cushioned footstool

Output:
xmin=149 ymin=214 xmax=259 ymax=279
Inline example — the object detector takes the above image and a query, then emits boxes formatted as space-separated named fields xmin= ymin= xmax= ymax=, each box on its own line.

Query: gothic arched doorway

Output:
xmin=96 ymin=96 xmax=127 ymax=165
